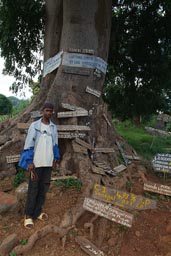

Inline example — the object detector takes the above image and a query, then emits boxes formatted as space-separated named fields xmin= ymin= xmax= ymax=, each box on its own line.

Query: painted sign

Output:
xmin=92 ymin=184 xmax=156 ymax=210
xmin=62 ymin=67 xmax=90 ymax=76
xmin=144 ymin=182 xmax=171 ymax=196
xmin=58 ymin=125 xmax=90 ymax=131
xmin=86 ymin=86 xmax=101 ymax=98
xmin=152 ymin=153 xmax=171 ymax=173
xmin=57 ymin=110 xmax=88 ymax=118
xmin=83 ymin=197 xmax=133 ymax=227
xmin=58 ymin=132 xmax=86 ymax=139
xmin=76 ymin=236 xmax=105 ymax=256
xmin=6 ymin=155 xmax=20 ymax=164
xmin=62 ymin=52 xmax=107 ymax=74
xmin=43 ymin=50 xmax=63 ymax=77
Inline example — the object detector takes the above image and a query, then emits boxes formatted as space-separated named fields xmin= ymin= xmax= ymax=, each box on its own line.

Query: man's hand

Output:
xmin=53 ymin=160 xmax=60 ymax=170
xmin=28 ymin=163 xmax=37 ymax=181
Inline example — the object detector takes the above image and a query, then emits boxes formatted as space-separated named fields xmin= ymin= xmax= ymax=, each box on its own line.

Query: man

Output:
xmin=19 ymin=102 xmax=60 ymax=229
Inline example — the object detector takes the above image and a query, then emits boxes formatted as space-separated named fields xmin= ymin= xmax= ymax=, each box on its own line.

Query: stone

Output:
xmin=0 ymin=234 xmax=19 ymax=256
xmin=15 ymin=182 xmax=28 ymax=213
xmin=0 ymin=191 xmax=18 ymax=214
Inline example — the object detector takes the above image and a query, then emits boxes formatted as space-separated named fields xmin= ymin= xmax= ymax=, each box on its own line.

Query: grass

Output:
xmin=54 ymin=178 xmax=82 ymax=190
xmin=115 ymin=120 xmax=171 ymax=160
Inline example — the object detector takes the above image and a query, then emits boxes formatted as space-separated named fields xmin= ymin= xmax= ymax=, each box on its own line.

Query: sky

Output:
xmin=0 ymin=57 xmax=32 ymax=99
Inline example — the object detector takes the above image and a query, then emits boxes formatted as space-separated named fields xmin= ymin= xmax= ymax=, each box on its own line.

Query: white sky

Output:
xmin=0 ymin=57 xmax=32 ymax=99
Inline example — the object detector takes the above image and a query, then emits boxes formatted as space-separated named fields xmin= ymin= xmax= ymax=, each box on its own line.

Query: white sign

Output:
xmin=43 ymin=51 xmax=63 ymax=77
xmin=62 ymin=52 xmax=107 ymax=74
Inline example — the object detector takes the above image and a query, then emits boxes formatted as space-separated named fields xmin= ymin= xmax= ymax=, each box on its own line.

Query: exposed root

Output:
xmin=12 ymin=224 xmax=68 ymax=255
xmin=84 ymin=214 xmax=98 ymax=239
xmin=97 ymin=218 xmax=108 ymax=247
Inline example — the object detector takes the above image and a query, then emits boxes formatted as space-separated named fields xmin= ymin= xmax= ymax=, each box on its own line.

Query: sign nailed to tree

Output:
xmin=152 ymin=153 xmax=171 ymax=173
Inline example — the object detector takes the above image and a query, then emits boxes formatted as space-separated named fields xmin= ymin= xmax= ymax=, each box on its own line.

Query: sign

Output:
xmin=94 ymin=148 xmax=115 ymax=153
xmin=93 ymin=161 xmax=116 ymax=176
xmin=6 ymin=155 xmax=20 ymax=164
xmin=92 ymin=184 xmax=156 ymax=210
xmin=61 ymin=103 xmax=85 ymax=111
xmin=91 ymin=166 xmax=106 ymax=176
xmin=144 ymin=182 xmax=171 ymax=196
xmin=152 ymin=153 xmax=171 ymax=173
xmin=51 ymin=175 xmax=77 ymax=181
xmin=83 ymin=197 xmax=133 ymax=227
xmin=85 ymin=86 xmax=101 ymax=98
xmin=57 ymin=110 xmax=88 ymax=118
xmin=75 ymin=138 xmax=92 ymax=150
xmin=125 ymin=155 xmax=140 ymax=160
xmin=43 ymin=50 xmax=63 ymax=77
xmin=62 ymin=52 xmax=107 ymax=74
xmin=62 ymin=67 xmax=91 ymax=76
xmin=58 ymin=132 xmax=86 ymax=139
xmin=113 ymin=164 xmax=127 ymax=174
xmin=76 ymin=236 xmax=105 ymax=256
xmin=17 ymin=123 xmax=90 ymax=132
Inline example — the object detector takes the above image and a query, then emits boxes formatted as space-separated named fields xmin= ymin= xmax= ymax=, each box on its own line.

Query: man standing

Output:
xmin=19 ymin=102 xmax=60 ymax=229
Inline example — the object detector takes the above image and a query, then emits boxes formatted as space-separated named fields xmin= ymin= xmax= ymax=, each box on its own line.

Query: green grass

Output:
xmin=54 ymin=178 xmax=82 ymax=190
xmin=115 ymin=120 xmax=171 ymax=160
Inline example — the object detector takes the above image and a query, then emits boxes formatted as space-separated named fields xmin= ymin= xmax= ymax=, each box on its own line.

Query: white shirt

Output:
xmin=33 ymin=122 xmax=53 ymax=167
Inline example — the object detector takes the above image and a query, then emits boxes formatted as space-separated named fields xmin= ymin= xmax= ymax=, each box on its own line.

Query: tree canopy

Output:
xmin=0 ymin=0 xmax=171 ymax=119
xmin=0 ymin=94 xmax=12 ymax=115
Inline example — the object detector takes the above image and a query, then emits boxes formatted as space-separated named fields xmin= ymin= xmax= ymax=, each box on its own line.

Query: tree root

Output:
xmin=84 ymin=214 xmax=98 ymax=239
xmin=12 ymin=224 xmax=68 ymax=255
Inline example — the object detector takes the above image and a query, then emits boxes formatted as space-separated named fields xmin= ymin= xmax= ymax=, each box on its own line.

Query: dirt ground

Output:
xmin=1 ymin=164 xmax=171 ymax=256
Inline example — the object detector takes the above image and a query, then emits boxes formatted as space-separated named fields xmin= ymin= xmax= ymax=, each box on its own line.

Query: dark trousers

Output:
xmin=25 ymin=167 xmax=52 ymax=219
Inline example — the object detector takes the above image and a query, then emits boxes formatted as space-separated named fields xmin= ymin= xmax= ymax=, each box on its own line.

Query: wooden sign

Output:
xmin=85 ymin=86 xmax=101 ymax=98
xmin=62 ymin=67 xmax=90 ymax=76
xmin=57 ymin=110 xmax=88 ymax=118
xmin=51 ymin=175 xmax=77 ymax=181
xmin=144 ymin=182 xmax=171 ymax=196
xmin=58 ymin=132 xmax=86 ymax=139
xmin=30 ymin=111 xmax=42 ymax=119
xmin=94 ymin=148 xmax=115 ymax=153
xmin=91 ymin=166 xmax=106 ymax=176
xmin=113 ymin=164 xmax=127 ymax=174
xmin=125 ymin=155 xmax=141 ymax=160
xmin=152 ymin=153 xmax=171 ymax=173
xmin=83 ymin=197 xmax=133 ymax=227
xmin=17 ymin=123 xmax=90 ymax=132
xmin=92 ymin=184 xmax=156 ymax=210
xmin=61 ymin=103 xmax=83 ymax=111
xmin=75 ymin=138 xmax=92 ymax=150
xmin=76 ymin=236 xmax=105 ymax=256
xmin=6 ymin=155 xmax=20 ymax=164
xmin=93 ymin=161 xmax=116 ymax=176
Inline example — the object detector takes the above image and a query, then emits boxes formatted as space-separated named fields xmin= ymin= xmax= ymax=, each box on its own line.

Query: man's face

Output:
xmin=42 ymin=108 xmax=53 ymax=119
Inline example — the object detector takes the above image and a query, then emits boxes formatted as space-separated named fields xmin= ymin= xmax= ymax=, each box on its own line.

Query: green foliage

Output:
xmin=0 ymin=94 xmax=13 ymax=115
xmin=105 ymin=0 xmax=171 ymax=120
xmin=9 ymin=252 xmax=17 ymax=256
xmin=54 ymin=178 xmax=82 ymax=190
xmin=0 ymin=0 xmax=44 ymax=92
xmin=21 ymin=239 xmax=27 ymax=245
xmin=11 ymin=99 xmax=30 ymax=115
xmin=14 ymin=168 xmax=25 ymax=188
xmin=115 ymin=119 xmax=171 ymax=160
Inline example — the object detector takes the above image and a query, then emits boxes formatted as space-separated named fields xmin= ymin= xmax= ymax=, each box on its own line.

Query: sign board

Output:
xmin=144 ymin=182 xmax=171 ymax=196
xmin=62 ymin=52 xmax=107 ymax=74
xmin=85 ymin=86 xmax=101 ymax=98
xmin=91 ymin=166 xmax=106 ymax=176
xmin=94 ymin=148 xmax=115 ymax=153
xmin=92 ymin=184 xmax=156 ymax=210
xmin=58 ymin=132 xmax=86 ymax=139
xmin=43 ymin=50 xmax=63 ymax=77
xmin=75 ymin=236 xmax=105 ymax=256
xmin=61 ymin=103 xmax=85 ymax=111
xmin=93 ymin=161 xmax=116 ymax=176
xmin=68 ymin=48 xmax=95 ymax=55
xmin=17 ymin=123 xmax=90 ymax=132
xmin=6 ymin=155 xmax=20 ymax=164
xmin=113 ymin=164 xmax=127 ymax=174
xmin=62 ymin=67 xmax=91 ymax=76
xmin=152 ymin=153 xmax=171 ymax=173
xmin=57 ymin=110 xmax=88 ymax=118
xmin=125 ymin=155 xmax=140 ymax=160
xmin=51 ymin=175 xmax=77 ymax=181
xmin=83 ymin=197 xmax=133 ymax=227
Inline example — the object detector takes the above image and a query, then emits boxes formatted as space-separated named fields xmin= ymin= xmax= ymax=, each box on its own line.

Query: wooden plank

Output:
xmin=75 ymin=236 xmax=105 ymax=256
xmin=57 ymin=110 xmax=88 ymax=118
xmin=92 ymin=183 xmax=157 ymax=210
xmin=83 ymin=197 xmax=133 ymax=228
xmin=93 ymin=161 xmax=116 ymax=176
xmin=113 ymin=164 xmax=127 ymax=174
xmin=6 ymin=155 xmax=20 ymax=164
xmin=144 ymin=182 xmax=171 ymax=196
xmin=62 ymin=67 xmax=90 ymax=76
xmin=85 ymin=86 xmax=101 ymax=98
xmin=94 ymin=148 xmax=115 ymax=153
xmin=51 ymin=175 xmax=77 ymax=181
xmin=103 ymin=113 xmax=111 ymax=127
xmin=91 ymin=166 xmax=106 ymax=176
xmin=115 ymin=140 xmax=131 ymax=166
xmin=72 ymin=141 xmax=87 ymax=154
xmin=75 ymin=138 xmax=92 ymax=150
xmin=61 ymin=103 xmax=84 ymax=111
xmin=17 ymin=123 xmax=90 ymax=131
xmin=125 ymin=155 xmax=141 ymax=160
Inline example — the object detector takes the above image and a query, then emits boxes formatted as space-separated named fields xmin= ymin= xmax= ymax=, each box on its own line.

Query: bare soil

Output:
xmin=1 ymin=164 xmax=171 ymax=256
